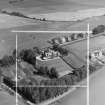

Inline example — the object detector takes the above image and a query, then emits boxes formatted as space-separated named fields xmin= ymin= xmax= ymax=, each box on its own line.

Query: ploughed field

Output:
xmin=63 ymin=35 xmax=105 ymax=64
xmin=0 ymin=0 xmax=104 ymax=14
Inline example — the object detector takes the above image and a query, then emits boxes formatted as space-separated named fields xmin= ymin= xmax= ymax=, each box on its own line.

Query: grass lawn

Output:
xmin=36 ymin=57 xmax=73 ymax=77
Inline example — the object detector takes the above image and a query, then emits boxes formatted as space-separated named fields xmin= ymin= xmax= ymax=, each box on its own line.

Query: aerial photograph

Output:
xmin=0 ymin=0 xmax=105 ymax=105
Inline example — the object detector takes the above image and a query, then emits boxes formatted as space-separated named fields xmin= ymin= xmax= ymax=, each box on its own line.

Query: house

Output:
xmin=90 ymin=48 xmax=105 ymax=64
xmin=90 ymin=50 xmax=101 ymax=61
xmin=94 ymin=51 xmax=102 ymax=57
xmin=36 ymin=48 xmax=60 ymax=61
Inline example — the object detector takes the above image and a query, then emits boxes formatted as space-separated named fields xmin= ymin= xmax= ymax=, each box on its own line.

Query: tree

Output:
xmin=19 ymin=49 xmax=36 ymax=66
xmin=52 ymin=45 xmax=69 ymax=56
xmin=77 ymin=33 xmax=84 ymax=38
xmin=70 ymin=73 xmax=79 ymax=84
xmin=61 ymin=74 xmax=73 ymax=85
xmin=37 ymin=66 xmax=58 ymax=79
xmin=71 ymin=33 xmax=76 ymax=40
xmin=72 ymin=70 xmax=81 ymax=82
xmin=0 ymin=68 xmax=3 ymax=86
xmin=32 ymin=87 xmax=40 ymax=103
xmin=0 ymin=55 xmax=15 ymax=67
xmin=48 ymin=67 xmax=59 ymax=79
xmin=12 ymin=49 xmax=16 ymax=59
xmin=39 ymin=87 xmax=48 ymax=101
xmin=64 ymin=36 xmax=69 ymax=42
xmin=80 ymin=66 xmax=87 ymax=79
xmin=89 ymin=65 xmax=96 ymax=74
xmin=37 ymin=66 xmax=48 ymax=76
xmin=33 ymin=47 xmax=41 ymax=55
xmin=92 ymin=25 xmax=105 ymax=35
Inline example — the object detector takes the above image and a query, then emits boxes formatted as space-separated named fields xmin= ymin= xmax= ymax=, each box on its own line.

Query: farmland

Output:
xmin=0 ymin=0 xmax=104 ymax=14
xmin=0 ymin=1 xmax=105 ymax=104
xmin=1 ymin=28 xmax=104 ymax=105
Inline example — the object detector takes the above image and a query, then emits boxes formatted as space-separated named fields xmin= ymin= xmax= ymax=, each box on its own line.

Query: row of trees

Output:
xmin=52 ymin=33 xmax=84 ymax=46
xmin=2 ymin=10 xmax=29 ymax=18
xmin=71 ymin=33 xmax=84 ymax=40
xmin=2 ymin=9 xmax=47 ymax=21
xmin=16 ymin=65 xmax=88 ymax=103
xmin=2 ymin=64 xmax=97 ymax=104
